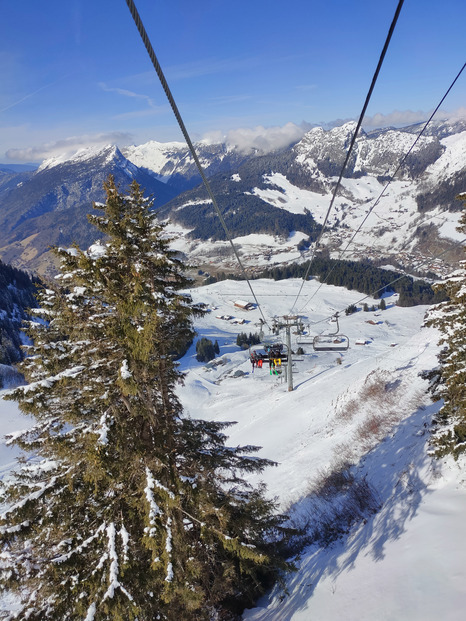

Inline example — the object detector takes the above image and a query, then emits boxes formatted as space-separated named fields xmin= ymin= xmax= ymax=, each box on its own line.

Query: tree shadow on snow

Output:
xmin=246 ymin=401 xmax=440 ymax=620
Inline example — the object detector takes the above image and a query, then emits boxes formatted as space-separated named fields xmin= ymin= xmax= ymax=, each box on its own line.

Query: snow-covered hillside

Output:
xmin=181 ymin=278 xmax=466 ymax=620
xmin=1 ymin=119 xmax=464 ymax=278
xmin=1 ymin=278 xmax=465 ymax=620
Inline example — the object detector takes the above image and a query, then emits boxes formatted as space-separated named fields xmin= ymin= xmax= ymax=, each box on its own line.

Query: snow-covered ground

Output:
xmin=1 ymin=277 xmax=465 ymax=620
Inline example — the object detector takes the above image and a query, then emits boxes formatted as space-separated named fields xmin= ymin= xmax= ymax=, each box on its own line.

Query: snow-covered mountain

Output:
xmin=0 ymin=119 xmax=464 ymax=278
xmin=158 ymin=119 xmax=466 ymax=279
xmin=0 ymin=145 xmax=178 ymax=278
xmin=122 ymin=140 xmax=251 ymax=193
xmin=2 ymin=277 xmax=465 ymax=619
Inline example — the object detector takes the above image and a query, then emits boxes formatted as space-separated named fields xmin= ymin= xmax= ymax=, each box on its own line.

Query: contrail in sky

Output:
xmin=0 ymin=75 xmax=71 ymax=114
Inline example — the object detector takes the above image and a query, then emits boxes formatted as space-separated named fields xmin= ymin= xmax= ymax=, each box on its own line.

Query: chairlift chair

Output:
xmin=296 ymin=334 xmax=314 ymax=345
xmin=312 ymin=313 xmax=350 ymax=352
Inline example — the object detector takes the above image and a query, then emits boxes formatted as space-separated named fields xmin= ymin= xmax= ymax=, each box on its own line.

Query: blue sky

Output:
xmin=1 ymin=0 xmax=465 ymax=163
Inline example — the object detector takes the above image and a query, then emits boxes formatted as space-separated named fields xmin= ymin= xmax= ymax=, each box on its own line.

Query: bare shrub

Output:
xmin=289 ymin=462 xmax=381 ymax=550
xmin=335 ymin=396 xmax=359 ymax=422
xmin=359 ymin=370 xmax=399 ymax=405
xmin=333 ymin=442 xmax=355 ymax=464
xmin=313 ymin=463 xmax=354 ymax=498
xmin=385 ymin=409 xmax=401 ymax=426
xmin=355 ymin=413 xmax=385 ymax=444
xmin=335 ymin=370 xmax=403 ymax=424
xmin=353 ymin=405 xmax=405 ymax=452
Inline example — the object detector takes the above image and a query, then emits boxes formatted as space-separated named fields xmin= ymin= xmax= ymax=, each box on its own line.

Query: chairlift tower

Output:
xmin=275 ymin=315 xmax=301 ymax=392
xmin=255 ymin=318 xmax=265 ymax=342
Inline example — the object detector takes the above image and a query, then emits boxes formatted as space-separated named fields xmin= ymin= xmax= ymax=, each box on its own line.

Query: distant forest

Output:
xmin=0 ymin=261 xmax=38 ymax=369
xmin=204 ymin=256 xmax=448 ymax=307
xmin=157 ymin=152 xmax=324 ymax=241
xmin=166 ymin=193 xmax=321 ymax=241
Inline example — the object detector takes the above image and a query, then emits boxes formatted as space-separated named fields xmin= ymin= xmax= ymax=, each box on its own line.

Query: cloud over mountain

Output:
xmin=6 ymin=132 xmax=133 ymax=162
xmin=220 ymin=122 xmax=311 ymax=153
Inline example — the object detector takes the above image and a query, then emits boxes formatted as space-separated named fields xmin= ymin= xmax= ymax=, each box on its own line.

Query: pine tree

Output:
xmin=0 ymin=177 xmax=291 ymax=620
xmin=195 ymin=337 xmax=216 ymax=363
xmin=424 ymin=197 xmax=466 ymax=459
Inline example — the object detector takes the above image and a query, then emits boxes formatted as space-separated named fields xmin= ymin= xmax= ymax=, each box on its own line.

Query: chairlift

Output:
xmin=297 ymin=335 xmax=315 ymax=345
xmin=296 ymin=333 xmax=314 ymax=345
xmin=296 ymin=322 xmax=314 ymax=345
xmin=313 ymin=313 xmax=350 ymax=352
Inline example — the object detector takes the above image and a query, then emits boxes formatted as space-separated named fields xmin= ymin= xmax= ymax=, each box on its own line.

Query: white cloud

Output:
xmin=362 ymin=109 xmax=430 ymax=128
xmin=6 ymin=132 xmax=133 ymax=162
xmin=362 ymin=107 xmax=466 ymax=130
xmin=444 ymin=106 xmax=466 ymax=121
xmin=216 ymin=122 xmax=308 ymax=154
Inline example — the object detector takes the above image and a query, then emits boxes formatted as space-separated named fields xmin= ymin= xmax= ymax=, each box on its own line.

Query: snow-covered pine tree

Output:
xmin=0 ymin=177 xmax=291 ymax=620
xmin=425 ymin=197 xmax=466 ymax=459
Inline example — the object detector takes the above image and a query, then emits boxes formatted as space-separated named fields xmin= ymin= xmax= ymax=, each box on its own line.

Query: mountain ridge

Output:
xmin=0 ymin=119 xmax=464 ymax=278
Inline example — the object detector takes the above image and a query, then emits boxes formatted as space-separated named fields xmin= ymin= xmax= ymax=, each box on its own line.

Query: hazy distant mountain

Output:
xmin=0 ymin=120 xmax=464 ymax=278
xmin=0 ymin=163 xmax=38 ymax=173
xmin=0 ymin=145 xmax=178 ymax=277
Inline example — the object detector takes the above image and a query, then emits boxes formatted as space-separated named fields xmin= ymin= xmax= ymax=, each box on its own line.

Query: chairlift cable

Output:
xmin=124 ymin=0 xmax=270 ymax=328
xmin=297 ymin=61 xmax=466 ymax=314
xmin=289 ymin=0 xmax=405 ymax=314
xmin=305 ymin=237 xmax=466 ymax=330
xmin=349 ymin=238 xmax=466 ymax=308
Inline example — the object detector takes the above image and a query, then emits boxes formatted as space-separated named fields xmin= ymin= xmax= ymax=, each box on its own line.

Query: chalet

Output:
xmin=234 ymin=300 xmax=255 ymax=311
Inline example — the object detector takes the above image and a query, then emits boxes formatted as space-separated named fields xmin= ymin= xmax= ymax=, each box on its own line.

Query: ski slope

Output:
xmin=1 ymin=278 xmax=465 ymax=620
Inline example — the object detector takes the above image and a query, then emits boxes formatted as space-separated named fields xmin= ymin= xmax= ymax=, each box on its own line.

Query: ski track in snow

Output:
xmin=1 ymin=278 xmax=465 ymax=620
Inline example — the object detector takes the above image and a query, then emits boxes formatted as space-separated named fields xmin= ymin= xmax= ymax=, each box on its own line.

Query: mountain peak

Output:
xmin=37 ymin=144 xmax=128 ymax=173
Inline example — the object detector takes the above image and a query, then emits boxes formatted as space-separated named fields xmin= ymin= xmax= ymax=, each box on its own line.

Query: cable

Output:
xmin=289 ymin=0 xmax=405 ymax=313
xmin=124 ymin=0 xmax=270 ymax=328
xmin=304 ymin=236 xmax=466 ymax=330
xmin=298 ymin=62 xmax=466 ymax=313
xmin=351 ymin=238 xmax=465 ymax=307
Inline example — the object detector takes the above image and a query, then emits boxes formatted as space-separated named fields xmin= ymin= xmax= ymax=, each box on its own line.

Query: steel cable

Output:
xmin=124 ymin=0 xmax=270 ymax=327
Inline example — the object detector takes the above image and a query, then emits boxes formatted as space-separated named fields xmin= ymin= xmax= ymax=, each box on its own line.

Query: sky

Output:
xmin=1 ymin=0 xmax=466 ymax=164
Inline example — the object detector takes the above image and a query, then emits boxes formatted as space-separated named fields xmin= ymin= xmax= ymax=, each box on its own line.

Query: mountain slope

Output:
xmin=1 ymin=277 xmax=465 ymax=619
xmin=158 ymin=119 xmax=465 ymax=278
xmin=0 ymin=119 xmax=464 ymax=278
xmin=122 ymin=140 xmax=253 ymax=193
xmin=177 ymin=279 xmax=466 ymax=621
xmin=0 ymin=260 xmax=38 ymax=386
xmin=0 ymin=146 xmax=178 ymax=277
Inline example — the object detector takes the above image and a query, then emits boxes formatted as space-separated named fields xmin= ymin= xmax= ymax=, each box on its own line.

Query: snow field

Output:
xmin=178 ymin=279 xmax=466 ymax=621
xmin=1 ymin=277 xmax=465 ymax=620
